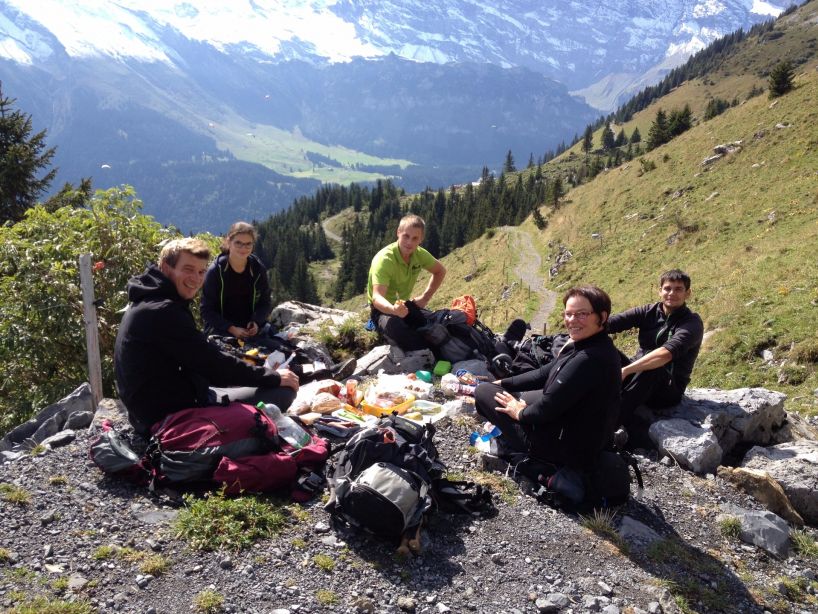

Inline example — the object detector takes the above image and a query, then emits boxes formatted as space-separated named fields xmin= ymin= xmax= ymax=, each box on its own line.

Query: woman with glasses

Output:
xmin=201 ymin=221 xmax=273 ymax=343
xmin=473 ymin=285 xmax=621 ymax=471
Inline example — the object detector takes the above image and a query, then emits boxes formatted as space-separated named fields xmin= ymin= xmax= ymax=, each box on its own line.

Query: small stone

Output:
xmin=490 ymin=552 xmax=505 ymax=565
xmin=40 ymin=510 xmax=57 ymax=525
xmin=314 ymin=521 xmax=331 ymax=533
xmin=135 ymin=574 xmax=154 ymax=588
xmin=436 ymin=604 xmax=451 ymax=613
xmin=602 ymin=606 xmax=620 ymax=614
xmin=647 ymin=601 xmax=663 ymax=614
xmin=145 ymin=538 xmax=161 ymax=551
xmin=44 ymin=544 xmax=53 ymax=557
xmin=597 ymin=581 xmax=613 ymax=596
xmin=397 ymin=596 xmax=417 ymax=612
xmin=68 ymin=575 xmax=89 ymax=591
xmin=219 ymin=557 xmax=233 ymax=570
xmin=352 ymin=598 xmax=375 ymax=613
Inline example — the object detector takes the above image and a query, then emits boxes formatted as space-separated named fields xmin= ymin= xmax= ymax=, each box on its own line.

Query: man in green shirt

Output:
xmin=367 ymin=214 xmax=447 ymax=351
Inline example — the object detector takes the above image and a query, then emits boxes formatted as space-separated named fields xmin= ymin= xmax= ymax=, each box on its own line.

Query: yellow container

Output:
xmin=361 ymin=394 xmax=416 ymax=417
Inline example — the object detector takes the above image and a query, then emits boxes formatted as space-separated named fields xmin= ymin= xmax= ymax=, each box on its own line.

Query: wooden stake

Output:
xmin=79 ymin=254 xmax=103 ymax=406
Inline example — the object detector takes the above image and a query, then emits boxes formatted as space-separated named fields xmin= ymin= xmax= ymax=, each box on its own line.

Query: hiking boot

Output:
xmin=480 ymin=452 xmax=509 ymax=474
xmin=331 ymin=357 xmax=357 ymax=381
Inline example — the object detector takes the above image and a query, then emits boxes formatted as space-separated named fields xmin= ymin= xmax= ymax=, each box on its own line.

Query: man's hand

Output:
xmin=228 ymin=325 xmax=251 ymax=339
xmin=392 ymin=300 xmax=409 ymax=318
xmin=245 ymin=321 xmax=259 ymax=337
xmin=276 ymin=368 xmax=299 ymax=391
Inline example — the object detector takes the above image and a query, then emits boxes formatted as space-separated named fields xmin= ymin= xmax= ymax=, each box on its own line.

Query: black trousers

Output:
xmin=371 ymin=306 xmax=430 ymax=352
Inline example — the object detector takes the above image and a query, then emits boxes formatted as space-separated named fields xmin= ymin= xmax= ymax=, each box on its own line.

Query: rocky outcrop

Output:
xmin=643 ymin=387 xmax=787 ymax=473
xmin=269 ymin=301 xmax=358 ymax=331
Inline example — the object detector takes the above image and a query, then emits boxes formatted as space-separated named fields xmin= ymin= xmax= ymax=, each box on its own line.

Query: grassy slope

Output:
xmin=330 ymin=4 xmax=818 ymax=412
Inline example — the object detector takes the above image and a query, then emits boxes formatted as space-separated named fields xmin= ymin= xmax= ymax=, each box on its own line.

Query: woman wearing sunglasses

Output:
xmin=201 ymin=221 xmax=273 ymax=343
xmin=473 ymin=285 xmax=621 ymax=471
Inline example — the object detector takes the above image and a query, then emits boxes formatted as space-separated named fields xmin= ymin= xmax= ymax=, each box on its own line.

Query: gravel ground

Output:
xmin=1 ymin=411 xmax=817 ymax=614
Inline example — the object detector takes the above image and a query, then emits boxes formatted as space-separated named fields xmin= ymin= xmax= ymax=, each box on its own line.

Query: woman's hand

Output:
xmin=494 ymin=390 xmax=526 ymax=421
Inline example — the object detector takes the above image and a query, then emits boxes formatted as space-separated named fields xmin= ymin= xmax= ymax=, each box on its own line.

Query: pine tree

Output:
xmin=600 ymin=124 xmax=615 ymax=151
xmin=582 ymin=125 xmax=594 ymax=158
xmin=768 ymin=61 xmax=795 ymax=98
xmin=503 ymin=150 xmax=516 ymax=173
xmin=0 ymin=84 xmax=58 ymax=223
xmin=527 ymin=153 xmax=535 ymax=169
xmin=668 ymin=104 xmax=692 ymax=137
xmin=630 ymin=126 xmax=642 ymax=144
xmin=646 ymin=109 xmax=669 ymax=150
xmin=614 ymin=129 xmax=627 ymax=147
xmin=532 ymin=207 xmax=547 ymax=230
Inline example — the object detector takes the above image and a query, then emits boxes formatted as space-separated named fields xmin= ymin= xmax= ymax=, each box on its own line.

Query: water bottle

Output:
xmin=257 ymin=402 xmax=311 ymax=449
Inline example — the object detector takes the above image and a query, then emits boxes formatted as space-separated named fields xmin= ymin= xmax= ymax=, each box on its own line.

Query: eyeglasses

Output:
xmin=232 ymin=240 xmax=254 ymax=249
xmin=563 ymin=310 xmax=593 ymax=320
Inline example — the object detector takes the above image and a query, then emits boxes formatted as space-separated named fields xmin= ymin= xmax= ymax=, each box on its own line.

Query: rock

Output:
xmin=701 ymin=153 xmax=723 ymax=165
xmin=741 ymin=441 xmax=818 ymax=524
xmin=269 ymin=300 xmax=357 ymax=330
xmin=68 ymin=574 xmax=89 ymax=591
xmin=397 ymin=596 xmax=417 ymax=612
xmin=537 ymin=593 xmax=570 ymax=612
xmin=649 ymin=419 xmax=723 ymax=474
xmin=597 ymin=581 xmax=613 ymax=596
xmin=89 ymin=398 xmax=131 ymax=436
xmin=65 ymin=411 xmax=94 ymax=430
xmin=40 ymin=429 xmax=77 ymax=449
xmin=733 ymin=508 xmax=791 ymax=558
xmin=618 ymin=517 xmax=662 ymax=549
xmin=716 ymin=466 xmax=803 ymax=525
xmin=436 ymin=604 xmax=451 ymax=613
xmin=31 ymin=413 xmax=64 ymax=445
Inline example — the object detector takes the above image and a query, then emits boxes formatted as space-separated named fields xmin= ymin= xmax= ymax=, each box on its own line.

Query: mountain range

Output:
xmin=0 ymin=0 xmax=789 ymax=231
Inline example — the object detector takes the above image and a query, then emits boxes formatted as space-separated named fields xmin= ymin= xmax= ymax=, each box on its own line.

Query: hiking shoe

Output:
xmin=331 ymin=357 xmax=357 ymax=380
xmin=480 ymin=452 xmax=509 ymax=474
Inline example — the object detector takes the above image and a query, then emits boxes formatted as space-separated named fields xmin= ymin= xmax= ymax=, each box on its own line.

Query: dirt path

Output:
xmin=322 ymin=218 xmax=342 ymax=243
xmin=502 ymin=226 xmax=558 ymax=334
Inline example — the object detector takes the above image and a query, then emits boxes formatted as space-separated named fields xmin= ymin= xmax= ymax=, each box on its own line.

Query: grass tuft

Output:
xmin=0 ymin=483 xmax=31 ymax=505
xmin=5 ymin=596 xmax=95 ymax=614
xmin=138 ymin=554 xmax=170 ymax=576
xmin=792 ymin=529 xmax=818 ymax=558
xmin=193 ymin=589 xmax=224 ymax=613
xmin=312 ymin=553 xmax=335 ymax=572
xmin=48 ymin=475 xmax=68 ymax=486
xmin=580 ymin=508 xmax=630 ymax=555
xmin=718 ymin=515 xmax=742 ymax=539
xmin=316 ymin=589 xmax=339 ymax=605
xmin=174 ymin=490 xmax=287 ymax=551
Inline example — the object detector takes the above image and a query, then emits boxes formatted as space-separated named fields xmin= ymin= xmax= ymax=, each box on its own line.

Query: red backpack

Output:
xmin=450 ymin=295 xmax=477 ymax=326
xmin=90 ymin=403 xmax=329 ymax=501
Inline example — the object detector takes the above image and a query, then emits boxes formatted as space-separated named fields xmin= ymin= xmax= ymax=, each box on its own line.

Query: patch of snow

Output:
xmin=0 ymin=13 xmax=53 ymax=63
xmin=751 ymin=0 xmax=784 ymax=17
xmin=692 ymin=0 xmax=727 ymax=19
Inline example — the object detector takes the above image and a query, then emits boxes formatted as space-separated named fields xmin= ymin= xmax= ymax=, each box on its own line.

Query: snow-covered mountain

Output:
xmin=0 ymin=0 xmax=789 ymax=231
xmin=1 ymin=0 xmax=786 ymax=104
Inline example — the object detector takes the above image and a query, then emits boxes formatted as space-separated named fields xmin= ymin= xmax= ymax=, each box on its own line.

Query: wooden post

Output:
xmin=79 ymin=254 xmax=103 ymax=406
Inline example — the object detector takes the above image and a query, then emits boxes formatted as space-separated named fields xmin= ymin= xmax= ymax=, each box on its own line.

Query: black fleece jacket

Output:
xmin=114 ymin=264 xmax=282 ymax=429
xmin=200 ymin=253 xmax=272 ymax=335
xmin=500 ymin=331 xmax=621 ymax=468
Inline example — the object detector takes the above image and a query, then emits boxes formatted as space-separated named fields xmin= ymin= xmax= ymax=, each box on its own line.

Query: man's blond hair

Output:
xmin=397 ymin=214 xmax=425 ymax=234
xmin=158 ymin=238 xmax=211 ymax=268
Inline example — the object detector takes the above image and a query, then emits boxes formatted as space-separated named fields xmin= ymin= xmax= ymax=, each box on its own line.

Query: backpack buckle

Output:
xmin=296 ymin=471 xmax=325 ymax=494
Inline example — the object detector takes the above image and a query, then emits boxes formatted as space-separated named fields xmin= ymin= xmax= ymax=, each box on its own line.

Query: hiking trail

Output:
xmin=502 ymin=226 xmax=558 ymax=334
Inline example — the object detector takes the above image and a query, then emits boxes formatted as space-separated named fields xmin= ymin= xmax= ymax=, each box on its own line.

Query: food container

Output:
xmin=361 ymin=394 xmax=416 ymax=417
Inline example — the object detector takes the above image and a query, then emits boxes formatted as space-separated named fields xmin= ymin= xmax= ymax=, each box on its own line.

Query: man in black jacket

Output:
xmin=608 ymin=269 xmax=704 ymax=436
xmin=114 ymin=238 xmax=298 ymax=434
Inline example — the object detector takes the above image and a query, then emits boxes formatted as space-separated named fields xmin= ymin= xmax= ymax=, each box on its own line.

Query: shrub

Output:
xmin=174 ymin=490 xmax=287 ymax=551
xmin=0 ymin=187 xmax=171 ymax=433
xmin=790 ymin=340 xmax=818 ymax=365
xmin=718 ymin=516 xmax=742 ymax=539
xmin=193 ymin=589 xmax=224 ymax=614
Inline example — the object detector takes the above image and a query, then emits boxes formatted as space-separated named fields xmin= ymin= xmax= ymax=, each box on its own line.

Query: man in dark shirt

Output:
xmin=114 ymin=238 xmax=298 ymax=434
xmin=608 ymin=269 xmax=704 ymax=437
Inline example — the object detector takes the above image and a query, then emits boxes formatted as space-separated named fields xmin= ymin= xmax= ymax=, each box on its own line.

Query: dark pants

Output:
xmin=474 ymin=382 xmax=544 ymax=456
xmin=371 ymin=307 xmax=430 ymax=352
xmin=618 ymin=366 xmax=683 ymax=448
xmin=209 ymin=385 xmax=297 ymax=412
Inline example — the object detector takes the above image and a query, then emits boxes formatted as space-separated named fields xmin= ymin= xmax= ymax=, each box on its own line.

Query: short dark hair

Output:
xmin=563 ymin=285 xmax=612 ymax=327
xmin=659 ymin=269 xmax=691 ymax=290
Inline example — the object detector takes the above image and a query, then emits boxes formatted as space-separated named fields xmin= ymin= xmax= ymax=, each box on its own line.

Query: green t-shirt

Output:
xmin=366 ymin=242 xmax=437 ymax=305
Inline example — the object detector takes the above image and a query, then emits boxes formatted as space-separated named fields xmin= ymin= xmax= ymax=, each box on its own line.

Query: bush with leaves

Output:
xmin=0 ymin=186 xmax=172 ymax=432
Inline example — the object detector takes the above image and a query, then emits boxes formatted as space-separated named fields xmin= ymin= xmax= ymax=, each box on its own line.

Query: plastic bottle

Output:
xmin=257 ymin=402 xmax=311 ymax=449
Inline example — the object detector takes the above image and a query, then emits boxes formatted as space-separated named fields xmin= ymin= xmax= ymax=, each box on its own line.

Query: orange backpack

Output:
xmin=450 ymin=295 xmax=477 ymax=326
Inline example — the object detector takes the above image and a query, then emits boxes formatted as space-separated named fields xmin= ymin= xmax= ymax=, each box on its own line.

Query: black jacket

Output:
xmin=200 ymin=253 xmax=272 ymax=335
xmin=608 ymin=302 xmax=703 ymax=393
xmin=114 ymin=264 xmax=281 ymax=430
xmin=500 ymin=331 xmax=621 ymax=468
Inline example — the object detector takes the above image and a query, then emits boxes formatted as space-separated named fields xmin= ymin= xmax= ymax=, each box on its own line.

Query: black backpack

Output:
xmin=523 ymin=448 xmax=643 ymax=512
xmin=325 ymin=415 xmax=493 ymax=539
xmin=418 ymin=309 xmax=500 ymax=364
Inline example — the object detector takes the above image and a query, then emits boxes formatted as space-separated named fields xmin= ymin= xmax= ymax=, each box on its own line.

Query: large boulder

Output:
xmin=353 ymin=345 xmax=434 ymax=376
xmin=649 ymin=418 xmax=723 ymax=474
xmin=741 ymin=441 xmax=818 ymax=525
xmin=643 ymin=388 xmax=787 ymax=465
xmin=269 ymin=301 xmax=358 ymax=332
